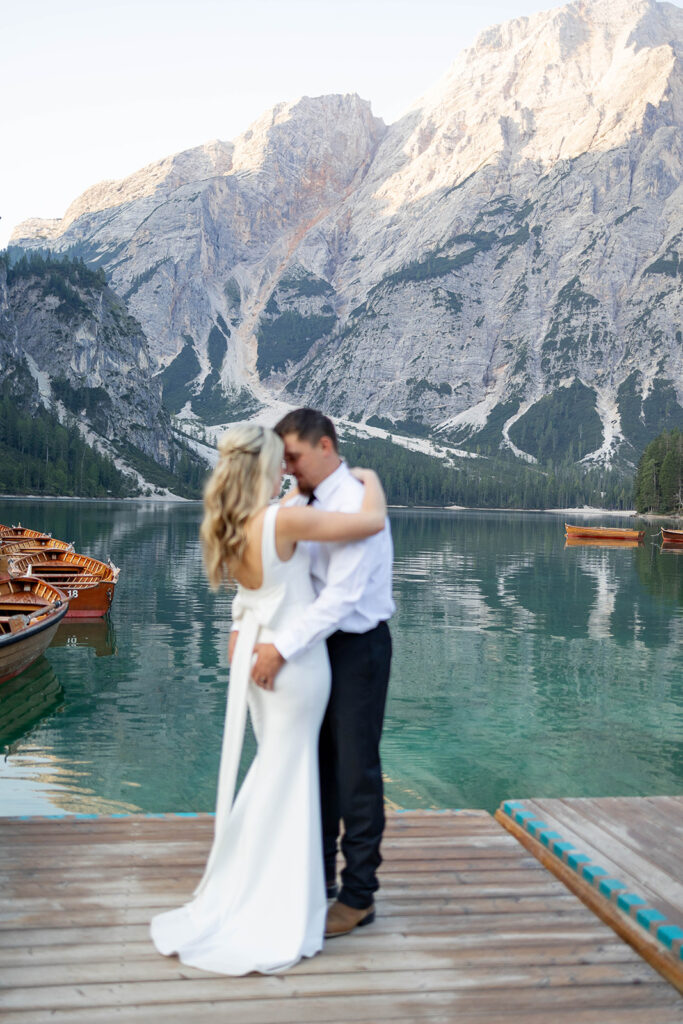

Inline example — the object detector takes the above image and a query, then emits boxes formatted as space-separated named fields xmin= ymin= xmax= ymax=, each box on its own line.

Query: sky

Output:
xmin=1 ymin=0 xmax=678 ymax=248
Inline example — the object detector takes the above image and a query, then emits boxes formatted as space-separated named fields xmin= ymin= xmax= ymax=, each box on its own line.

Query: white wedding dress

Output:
xmin=150 ymin=504 xmax=331 ymax=974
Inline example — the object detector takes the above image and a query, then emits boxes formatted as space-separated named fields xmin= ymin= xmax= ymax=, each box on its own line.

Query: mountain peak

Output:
xmin=231 ymin=93 xmax=385 ymax=181
xmin=383 ymin=0 xmax=681 ymax=210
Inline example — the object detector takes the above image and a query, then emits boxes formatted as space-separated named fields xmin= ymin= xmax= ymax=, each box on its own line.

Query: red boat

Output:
xmin=661 ymin=528 xmax=683 ymax=545
xmin=0 ymin=576 xmax=69 ymax=684
xmin=7 ymin=550 xmax=119 ymax=618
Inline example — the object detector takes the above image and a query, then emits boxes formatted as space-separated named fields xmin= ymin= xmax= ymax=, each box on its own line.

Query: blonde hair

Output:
xmin=200 ymin=424 xmax=283 ymax=589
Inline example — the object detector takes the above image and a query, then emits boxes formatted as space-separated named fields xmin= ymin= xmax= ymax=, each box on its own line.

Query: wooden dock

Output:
xmin=2 ymin=809 xmax=682 ymax=1023
xmin=496 ymin=796 xmax=683 ymax=995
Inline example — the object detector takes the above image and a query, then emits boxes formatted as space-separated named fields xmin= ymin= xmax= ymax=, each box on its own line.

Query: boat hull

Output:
xmin=661 ymin=528 xmax=683 ymax=545
xmin=0 ymin=525 xmax=51 ymax=540
xmin=11 ymin=575 xmax=115 ymax=618
xmin=8 ymin=551 xmax=118 ymax=618
xmin=0 ymin=588 xmax=69 ymax=685
xmin=60 ymin=584 xmax=114 ymax=618
xmin=0 ymin=538 xmax=73 ymax=554
xmin=565 ymin=523 xmax=645 ymax=541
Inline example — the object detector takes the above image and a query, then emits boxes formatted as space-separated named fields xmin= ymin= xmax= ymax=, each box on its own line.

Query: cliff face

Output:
xmin=0 ymin=256 xmax=174 ymax=471
xmin=12 ymin=96 xmax=386 ymax=418
xmin=11 ymin=0 xmax=683 ymax=464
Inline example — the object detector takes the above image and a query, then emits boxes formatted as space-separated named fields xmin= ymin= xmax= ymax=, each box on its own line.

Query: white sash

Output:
xmin=194 ymin=506 xmax=284 ymax=895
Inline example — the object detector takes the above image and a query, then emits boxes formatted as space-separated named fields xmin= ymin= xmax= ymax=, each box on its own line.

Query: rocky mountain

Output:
xmin=10 ymin=0 xmax=683 ymax=470
xmin=0 ymin=253 xmax=203 ymax=495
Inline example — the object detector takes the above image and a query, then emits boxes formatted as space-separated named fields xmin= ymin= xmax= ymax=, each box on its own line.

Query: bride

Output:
xmin=150 ymin=424 xmax=386 ymax=975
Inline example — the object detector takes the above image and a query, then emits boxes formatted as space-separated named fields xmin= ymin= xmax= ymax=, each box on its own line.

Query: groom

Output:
xmin=251 ymin=408 xmax=394 ymax=937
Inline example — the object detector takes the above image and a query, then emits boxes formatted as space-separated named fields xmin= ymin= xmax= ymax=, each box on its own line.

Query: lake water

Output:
xmin=0 ymin=500 xmax=681 ymax=815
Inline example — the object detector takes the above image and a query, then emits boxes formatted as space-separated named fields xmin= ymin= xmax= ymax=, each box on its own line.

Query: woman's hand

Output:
xmin=251 ymin=643 xmax=285 ymax=690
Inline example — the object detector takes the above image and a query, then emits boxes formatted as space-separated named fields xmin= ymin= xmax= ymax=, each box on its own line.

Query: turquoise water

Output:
xmin=0 ymin=500 xmax=681 ymax=815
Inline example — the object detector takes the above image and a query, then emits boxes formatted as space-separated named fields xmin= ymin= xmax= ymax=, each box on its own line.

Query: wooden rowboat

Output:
xmin=565 ymin=523 xmax=645 ymax=542
xmin=0 ymin=577 xmax=69 ymax=684
xmin=661 ymin=528 xmax=683 ymax=545
xmin=0 ymin=524 xmax=51 ymax=539
xmin=0 ymin=537 xmax=74 ymax=554
xmin=7 ymin=550 xmax=119 ymax=619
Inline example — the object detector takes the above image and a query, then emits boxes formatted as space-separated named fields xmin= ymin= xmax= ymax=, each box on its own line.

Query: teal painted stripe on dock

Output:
xmin=551 ymin=841 xmax=576 ymax=858
xmin=498 ymin=799 xmax=681 ymax=963
xmin=567 ymin=851 xmax=592 ymax=871
xmin=636 ymin=907 xmax=668 ymax=931
xmin=598 ymin=877 xmax=627 ymax=898
xmin=582 ymin=864 xmax=608 ymax=883
xmin=513 ymin=809 xmax=537 ymax=824
xmin=502 ymin=800 xmax=524 ymax=815
xmin=617 ymin=892 xmax=647 ymax=913
xmin=657 ymin=924 xmax=683 ymax=953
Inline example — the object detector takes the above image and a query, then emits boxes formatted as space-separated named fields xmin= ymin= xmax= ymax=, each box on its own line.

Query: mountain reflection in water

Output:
xmin=0 ymin=501 xmax=680 ymax=815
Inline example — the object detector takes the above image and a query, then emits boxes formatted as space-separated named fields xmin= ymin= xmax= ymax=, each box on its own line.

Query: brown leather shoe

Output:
xmin=324 ymin=900 xmax=375 ymax=938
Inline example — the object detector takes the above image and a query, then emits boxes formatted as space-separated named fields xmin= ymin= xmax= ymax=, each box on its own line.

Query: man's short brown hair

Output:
xmin=274 ymin=408 xmax=339 ymax=452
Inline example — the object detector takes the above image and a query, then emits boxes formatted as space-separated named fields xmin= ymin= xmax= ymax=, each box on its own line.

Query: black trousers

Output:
xmin=320 ymin=620 xmax=392 ymax=909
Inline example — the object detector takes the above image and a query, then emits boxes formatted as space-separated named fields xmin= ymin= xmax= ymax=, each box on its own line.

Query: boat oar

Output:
xmin=2 ymin=600 xmax=65 ymax=632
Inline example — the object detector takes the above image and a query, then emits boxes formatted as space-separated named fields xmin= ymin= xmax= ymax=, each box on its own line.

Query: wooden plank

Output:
xmin=516 ymin=798 xmax=683 ymax=920
xmin=0 ymin=894 xmax=585 ymax=930
xmin=1 ymin=989 xmax=682 ymax=1024
xmin=0 ymin=869 xmax=560 ymax=901
xmin=0 ymin=927 xmax=625 ymax=965
xmin=531 ymin=797 xmax=683 ymax=903
xmin=0 ymin=837 xmax=519 ymax=863
xmin=0 ymin=962 xmax=666 ymax=1011
xmin=0 ymin=909 xmax=599 ymax=947
xmin=555 ymin=797 xmax=683 ymax=891
xmin=0 ymin=854 xmax=541 ymax=880
xmin=1 ymin=810 xmax=678 ymax=1023
xmin=640 ymin=797 xmax=683 ymax=839
xmin=0 ymin=940 xmax=647 ymax=987
xmin=496 ymin=806 xmax=683 ymax=995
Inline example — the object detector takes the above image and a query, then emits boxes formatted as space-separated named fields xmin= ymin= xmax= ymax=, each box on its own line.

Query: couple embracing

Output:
xmin=151 ymin=408 xmax=394 ymax=975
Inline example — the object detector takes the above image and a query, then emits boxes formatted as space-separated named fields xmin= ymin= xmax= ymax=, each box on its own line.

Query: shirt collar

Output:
xmin=312 ymin=460 xmax=349 ymax=505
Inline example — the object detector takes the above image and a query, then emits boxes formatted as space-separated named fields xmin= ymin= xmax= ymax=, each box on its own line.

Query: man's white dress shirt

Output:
xmin=273 ymin=462 xmax=394 ymax=662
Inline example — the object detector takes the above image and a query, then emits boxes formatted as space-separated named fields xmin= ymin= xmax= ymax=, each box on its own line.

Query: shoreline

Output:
xmin=0 ymin=493 xmax=195 ymax=504
xmin=1 ymin=494 xmax=681 ymax=522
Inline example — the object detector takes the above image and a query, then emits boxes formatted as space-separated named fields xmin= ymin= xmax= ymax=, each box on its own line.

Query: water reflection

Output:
xmin=0 ymin=658 xmax=64 ymax=748
xmin=386 ymin=511 xmax=683 ymax=811
xmin=0 ymin=501 xmax=680 ymax=815
xmin=635 ymin=542 xmax=683 ymax=609
xmin=52 ymin=618 xmax=118 ymax=657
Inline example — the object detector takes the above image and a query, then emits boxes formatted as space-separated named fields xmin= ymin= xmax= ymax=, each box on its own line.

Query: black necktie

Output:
xmin=307 ymin=492 xmax=316 ymax=506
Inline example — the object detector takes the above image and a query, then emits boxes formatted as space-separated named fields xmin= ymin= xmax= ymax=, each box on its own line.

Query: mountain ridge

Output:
xmin=9 ymin=0 xmax=683 ymax=472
